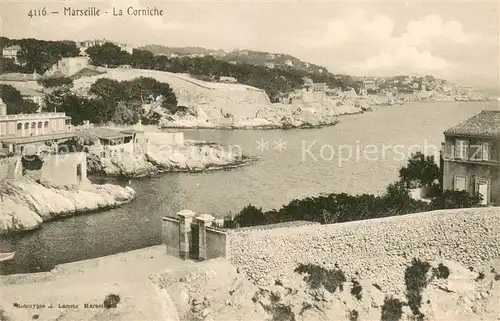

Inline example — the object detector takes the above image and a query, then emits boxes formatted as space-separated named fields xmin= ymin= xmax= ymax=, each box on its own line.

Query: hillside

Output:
xmin=137 ymin=45 xmax=329 ymax=75
xmin=71 ymin=68 xmax=368 ymax=129
xmin=137 ymin=45 xmax=225 ymax=57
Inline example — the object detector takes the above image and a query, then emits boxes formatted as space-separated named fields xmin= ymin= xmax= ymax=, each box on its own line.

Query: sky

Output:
xmin=1 ymin=0 xmax=499 ymax=91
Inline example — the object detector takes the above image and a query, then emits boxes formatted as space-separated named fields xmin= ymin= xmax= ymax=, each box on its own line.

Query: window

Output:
xmin=44 ymin=121 xmax=49 ymax=128
xmin=454 ymin=175 xmax=466 ymax=191
xmin=482 ymin=142 xmax=490 ymax=161
xmin=17 ymin=123 xmax=22 ymax=130
xmin=24 ymin=123 xmax=29 ymax=129
xmin=38 ymin=122 xmax=42 ymax=128
xmin=455 ymin=139 xmax=468 ymax=159
xmin=31 ymin=122 xmax=36 ymax=129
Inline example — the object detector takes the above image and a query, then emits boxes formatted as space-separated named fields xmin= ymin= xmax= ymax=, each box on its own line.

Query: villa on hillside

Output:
xmin=77 ymin=39 xmax=134 ymax=56
xmin=2 ymin=45 xmax=21 ymax=64
xmin=441 ymin=110 xmax=500 ymax=205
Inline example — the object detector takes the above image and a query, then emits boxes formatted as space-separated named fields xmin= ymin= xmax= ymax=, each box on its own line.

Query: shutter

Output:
xmin=482 ymin=142 xmax=489 ymax=161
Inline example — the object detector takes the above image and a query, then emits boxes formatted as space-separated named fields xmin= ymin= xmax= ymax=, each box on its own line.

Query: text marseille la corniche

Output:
xmin=63 ymin=6 xmax=164 ymax=16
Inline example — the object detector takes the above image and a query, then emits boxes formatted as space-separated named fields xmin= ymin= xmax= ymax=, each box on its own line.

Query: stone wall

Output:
xmin=206 ymin=227 xmax=228 ymax=260
xmin=226 ymin=207 xmax=500 ymax=295
xmin=162 ymin=217 xmax=180 ymax=257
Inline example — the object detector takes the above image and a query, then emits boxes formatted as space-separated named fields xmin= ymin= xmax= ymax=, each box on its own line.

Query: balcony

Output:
xmin=0 ymin=113 xmax=67 ymax=120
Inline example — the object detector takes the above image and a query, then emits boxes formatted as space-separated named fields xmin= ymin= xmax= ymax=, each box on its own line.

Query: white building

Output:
xmin=2 ymin=45 xmax=21 ymax=64
xmin=264 ymin=62 xmax=275 ymax=69
xmin=77 ymin=39 xmax=134 ymax=56
xmin=219 ymin=76 xmax=238 ymax=83
xmin=45 ymin=57 xmax=90 ymax=77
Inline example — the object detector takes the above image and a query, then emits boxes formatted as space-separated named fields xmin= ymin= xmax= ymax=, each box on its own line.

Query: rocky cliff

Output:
xmin=0 ymin=178 xmax=135 ymax=234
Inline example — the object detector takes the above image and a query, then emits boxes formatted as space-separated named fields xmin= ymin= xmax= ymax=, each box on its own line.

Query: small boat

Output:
xmin=0 ymin=252 xmax=15 ymax=262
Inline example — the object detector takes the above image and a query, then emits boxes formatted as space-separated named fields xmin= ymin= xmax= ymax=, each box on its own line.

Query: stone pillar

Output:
xmin=196 ymin=214 xmax=215 ymax=261
xmin=177 ymin=209 xmax=196 ymax=260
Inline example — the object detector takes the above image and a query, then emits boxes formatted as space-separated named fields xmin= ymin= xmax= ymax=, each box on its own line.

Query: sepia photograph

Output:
xmin=0 ymin=0 xmax=499 ymax=320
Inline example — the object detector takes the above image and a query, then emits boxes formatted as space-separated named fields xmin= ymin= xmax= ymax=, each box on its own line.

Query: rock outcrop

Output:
xmin=86 ymin=135 xmax=257 ymax=178
xmin=0 ymin=178 xmax=135 ymax=234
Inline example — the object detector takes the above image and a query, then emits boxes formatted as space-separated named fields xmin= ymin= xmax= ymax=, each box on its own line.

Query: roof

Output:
xmin=119 ymin=129 xmax=144 ymax=134
xmin=444 ymin=110 xmax=500 ymax=138
xmin=85 ymin=128 xmax=134 ymax=140
xmin=18 ymin=87 xmax=46 ymax=97
xmin=0 ymin=132 xmax=77 ymax=145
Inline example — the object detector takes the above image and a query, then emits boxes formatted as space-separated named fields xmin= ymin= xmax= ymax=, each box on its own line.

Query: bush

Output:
xmin=294 ymin=263 xmax=346 ymax=293
xmin=350 ymin=279 xmax=363 ymax=300
xmin=432 ymin=263 xmax=450 ymax=279
xmin=103 ymin=294 xmax=120 ymax=309
xmin=405 ymin=259 xmax=431 ymax=320
xmin=428 ymin=190 xmax=482 ymax=210
xmin=380 ymin=296 xmax=403 ymax=321
xmin=37 ymin=76 xmax=73 ymax=88
xmin=348 ymin=309 xmax=359 ymax=321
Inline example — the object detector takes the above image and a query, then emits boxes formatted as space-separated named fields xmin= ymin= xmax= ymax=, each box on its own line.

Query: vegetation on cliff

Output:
xmin=85 ymin=42 xmax=362 ymax=101
xmin=43 ymin=76 xmax=177 ymax=125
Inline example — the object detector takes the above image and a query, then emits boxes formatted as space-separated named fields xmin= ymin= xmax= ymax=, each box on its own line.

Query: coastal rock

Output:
xmin=0 ymin=178 xmax=136 ymax=234
xmin=87 ymin=132 xmax=256 ymax=177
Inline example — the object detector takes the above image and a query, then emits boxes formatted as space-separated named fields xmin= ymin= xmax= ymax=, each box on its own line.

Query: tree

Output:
xmin=0 ymin=84 xmax=38 ymax=114
xmin=111 ymin=102 xmax=140 ymax=125
xmin=86 ymin=42 xmax=130 ymax=67
xmin=233 ymin=205 xmax=266 ymax=227
xmin=399 ymin=152 xmax=440 ymax=189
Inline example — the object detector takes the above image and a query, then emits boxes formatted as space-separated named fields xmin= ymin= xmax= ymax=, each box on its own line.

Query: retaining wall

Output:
xmin=227 ymin=207 xmax=500 ymax=295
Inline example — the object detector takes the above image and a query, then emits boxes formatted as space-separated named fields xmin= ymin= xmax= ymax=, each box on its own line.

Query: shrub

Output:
xmin=0 ymin=308 xmax=9 ymax=321
xmin=350 ymin=279 xmax=363 ymax=300
xmin=37 ymin=76 xmax=73 ymax=88
xmin=348 ymin=309 xmax=359 ymax=321
xmin=432 ymin=263 xmax=450 ymax=279
xmin=103 ymin=294 xmax=121 ymax=309
xmin=428 ymin=190 xmax=482 ymax=210
xmin=294 ymin=263 xmax=346 ymax=293
xmin=405 ymin=259 xmax=431 ymax=320
xmin=380 ymin=296 xmax=403 ymax=321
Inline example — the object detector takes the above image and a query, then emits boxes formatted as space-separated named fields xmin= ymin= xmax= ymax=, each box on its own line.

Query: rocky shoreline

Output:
xmin=0 ymin=178 xmax=135 ymax=235
xmin=86 ymin=136 xmax=259 ymax=178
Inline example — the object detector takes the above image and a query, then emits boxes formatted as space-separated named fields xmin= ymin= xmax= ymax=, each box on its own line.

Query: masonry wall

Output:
xmin=206 ymin=228 xmax=228 ymax=260
xmin=40 ymin=152 xmax=87 ymax=186
xmin=227 ymin=207 xmax=500 ymax=295
xmin=162 ymin=217 xmax=180 ymax=257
